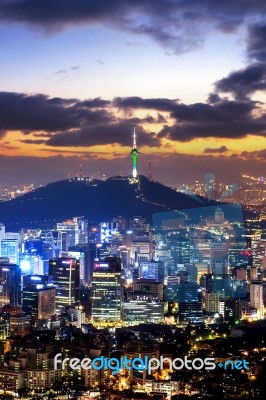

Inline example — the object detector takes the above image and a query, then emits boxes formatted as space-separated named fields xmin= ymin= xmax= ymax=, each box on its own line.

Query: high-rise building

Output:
xmin=57 ymin=217 xmax=88 ymax=251
xmin=0 ymin=261 xmax=21 ymax=307
xmin=0 ymin=233 xmax=21 ymax=264
xmin=49 ymin=257 xmax=80 ymax=313
xmin=124 ymin=293 xmax=163 ymax=325
xmin=37 ymin=287 xmax=56 ymax=320
xmin=133 ymin=279 xmax=164 ymax=301
xmin=91 ymin=257 xmax=123 ymax=325
xmin=250 ymin=280 xmax=264 ymax=320
xmin=224 ymin=297 xmax=241 ymax=323
xmin=177 ymin=282 xmax=203 ymax=324
xmin=0 ymin=224 xmax=5 ymax=241
xmin=205 ymin=292 xmax=222 ymax=314
xmin=139 ymin=260 xmax=164 ymax=282
xmin=187 ymin=263 xmax=210 ymax=284
xmin=22 ymin=275 xmax=55 ymax=320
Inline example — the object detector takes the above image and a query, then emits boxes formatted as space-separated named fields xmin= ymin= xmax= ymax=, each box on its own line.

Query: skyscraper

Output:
xmin=0 ymin=233 xmax=21 ymax=264
xmin=48 ymin=257 xmax=80 ymax=313
xmin=250 ymin=280 xmax=264 ymax=320
xmin=22 ymin=275 xmax=55 ymax=320
xmin=131 ymin=125 xmax=139 ymax=179
xmin=177 ymin=282 xmax=203 ymax=324
xmin=91 ymin=257 xmax=123 ymax=325
xmin=0 ymin=261 xmax=21 ymax=307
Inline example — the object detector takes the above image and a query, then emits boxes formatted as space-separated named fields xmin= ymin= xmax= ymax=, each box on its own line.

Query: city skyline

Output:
xmin=1 ymin=1 xmax=266 ymax=185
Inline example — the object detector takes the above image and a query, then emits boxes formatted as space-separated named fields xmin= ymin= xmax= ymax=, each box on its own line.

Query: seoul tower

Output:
xmin=131 ymin=124 xmax=139 ymax=179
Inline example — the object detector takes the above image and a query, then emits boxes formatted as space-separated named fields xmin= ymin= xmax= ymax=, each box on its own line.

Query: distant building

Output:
xmin=250 ymin=280 xmax=264 ymax=320
xmin=10 ymin=315 xmax=30 ymax=336
xmin=224 ymin=297 xmax=241 ymax=323
xmin=205 ymin=292 xmax=222 ymax=314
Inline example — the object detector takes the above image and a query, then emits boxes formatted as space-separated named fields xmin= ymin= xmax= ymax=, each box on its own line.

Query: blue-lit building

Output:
xmin=0 ymin=261 xmax=21 ymax=307
xmin=22 ymin=275 xmax=55 ymax=320
xmin=139 ymin=260 xmax=164 ymax=282
xmin=177 ymin=282 xmax=203 ymax=324
xmin=0 ymin=233 xmax=21 ymax=265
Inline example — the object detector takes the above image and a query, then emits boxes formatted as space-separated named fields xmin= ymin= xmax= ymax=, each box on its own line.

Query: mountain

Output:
xmin=0 ymin=175 xmax=212 ymax=230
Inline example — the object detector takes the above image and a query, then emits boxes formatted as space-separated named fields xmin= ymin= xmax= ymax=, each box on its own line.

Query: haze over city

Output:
xmin=0 ymin=0 xmax=266 ymax=185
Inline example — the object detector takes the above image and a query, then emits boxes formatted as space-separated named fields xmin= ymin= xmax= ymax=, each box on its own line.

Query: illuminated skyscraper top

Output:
xmin=131 ymin=124 xmax=139 ymax=179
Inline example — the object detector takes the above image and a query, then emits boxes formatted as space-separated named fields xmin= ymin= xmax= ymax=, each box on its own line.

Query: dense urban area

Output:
xmin=0 ymin=171 xmax=265 ymax=400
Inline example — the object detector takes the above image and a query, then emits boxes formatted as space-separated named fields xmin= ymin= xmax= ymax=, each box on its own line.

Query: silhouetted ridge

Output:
xmin=0 ymin=175 xmax=212 ymax=230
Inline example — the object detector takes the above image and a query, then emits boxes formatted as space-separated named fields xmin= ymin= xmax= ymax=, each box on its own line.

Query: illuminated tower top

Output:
xmin=131 ymin=124 xmax=139 ymax=179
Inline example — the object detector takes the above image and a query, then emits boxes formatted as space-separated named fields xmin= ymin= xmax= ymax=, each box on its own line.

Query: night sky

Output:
xmin=0 ymin=0 xmax=266 ymax=185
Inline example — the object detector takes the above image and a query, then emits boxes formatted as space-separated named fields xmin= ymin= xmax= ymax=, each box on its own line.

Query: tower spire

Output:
xmin=131 ymin=124 xmax=139 ymax=179
xmin=133 ymin=124 xmax=137 ymax=149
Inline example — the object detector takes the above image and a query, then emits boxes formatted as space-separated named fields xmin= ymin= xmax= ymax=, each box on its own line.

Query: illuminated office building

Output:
xmin=187 ymin=263 xmax=210 ymax=284
xmin=48 ymin=257 xmax=80 ymax=313
xmin=57 ymin=217 xmax=88 ymax=251
xmin=133 ymin=279 xmax=164 ymax=301
xmin=0 ymin=233 xmax=21 ymax=264
xmin=22 ymin=275 xmax=55 ymax=320
xmin=177 ymin=282 xmax=203 ymax=324
xmin=205 ymin=292 xmax=222 ymax=314
xmin=224 ymin=297 xmax=241 ymax=323
xmin=0 ymin=224 xmax=5 ymax=241
xmin=91 ymin=257 xmax=123 ymax=325
xmin=0 ymin=261 xmax=21 ymax=307
xmin=250 ymin=280 xmax=264 ymax=320
xmin=0 ymin=313 xmax=10 ymax=340
xmin=139 ymin=260 xmax=164 ymax=282
xmin=124 ymin=292 xmax=163 ymax=325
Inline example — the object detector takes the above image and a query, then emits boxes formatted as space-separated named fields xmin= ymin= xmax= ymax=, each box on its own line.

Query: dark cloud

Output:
xmin=114 ymin=96 xmax=265 ymax=142
xmin=0 ymin=92 xmax=79 ymax=131
xmin=214 ymin=63 xmax=266 ymax=100
xmin=2 ymin=90 xmax=266 ymax=145
xmin=0 ymin=92 xmax=113 ymax=132
xmin=0 ymin=141 xmax=19 ymax=151
xmin=32 ymin=132 xmax=53 ymax=138
xmin=46 ymin=121 xmax=159 ymax=148
xmin=76 ymin=98 xmax=111 ymax=108
xmin=158 ymin=99 xmax=266 ymax=141
xmin=113 ymin=96 xmax=179 ymax=112
xmin=248 ymin=24 xmax=266 ymax=62
xmin=204 ymin=146 xmax=228 ymax=154
xmin=241 ymin=148 xmax=266 ymax=160
xmin=20 ymin=139 xmax=47 ymax=145
xmin=1 ymin=1 xmax=266 ymax=52
xmin=209 ymin=21 xmax=266 ymax=102
xmin=0 ymin=130 xmax=7 ymax=139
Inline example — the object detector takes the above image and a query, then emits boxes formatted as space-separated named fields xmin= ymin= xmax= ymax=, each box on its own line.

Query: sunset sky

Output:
xmin=0 ymin=0 xmax=266 ymax=185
